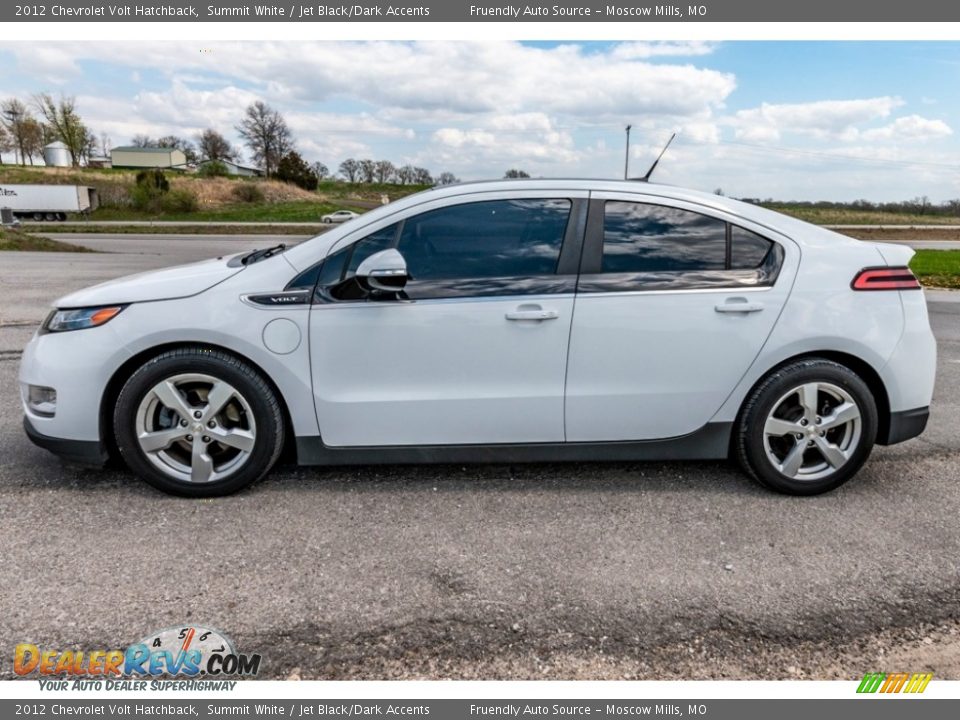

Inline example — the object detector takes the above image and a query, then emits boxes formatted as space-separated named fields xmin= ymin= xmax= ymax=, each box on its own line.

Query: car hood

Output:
xmin=55 ymin=256 xmax=244 ymax=308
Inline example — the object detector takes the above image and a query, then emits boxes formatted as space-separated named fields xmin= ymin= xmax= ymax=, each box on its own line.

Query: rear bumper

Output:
xmin=877 ymin=406 xmax=929 ymax=446
xmin=23 ymin=416 xmax=107 ymax=466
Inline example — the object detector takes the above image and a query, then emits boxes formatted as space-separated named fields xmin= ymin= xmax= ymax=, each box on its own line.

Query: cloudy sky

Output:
xmin=1 ymin=40 xmax=958 ymax=201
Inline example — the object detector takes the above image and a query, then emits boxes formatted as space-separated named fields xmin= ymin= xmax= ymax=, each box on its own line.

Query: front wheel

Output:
xmin=735 ymin=358 xmax=878 ymax=495
xmin=114 ymin=348 xmax=285 ymax=496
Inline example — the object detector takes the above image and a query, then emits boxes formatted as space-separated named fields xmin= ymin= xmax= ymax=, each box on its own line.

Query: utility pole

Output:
xmin=624 ymin=124 xmax=632 ymax=179
xmin=3 ymin=108 xmax=23 ymax=165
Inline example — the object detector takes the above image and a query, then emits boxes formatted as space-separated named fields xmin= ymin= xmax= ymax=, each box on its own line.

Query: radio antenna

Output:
xmin=633 ymin=132 xmax=677 ymax=182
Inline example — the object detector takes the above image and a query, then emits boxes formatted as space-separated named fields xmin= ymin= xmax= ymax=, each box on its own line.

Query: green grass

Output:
xmin=0 ymin=226 xmax=93 ymax=252
xmin=30 ymin=223 xmax=324 ymax=236
xmin=87 ymin=200 xmax=357 ymax=223
xmin=910 ymin=250 xmax=960 ymax=289
xmin=765 ymin=205 xmax=960 ymax=226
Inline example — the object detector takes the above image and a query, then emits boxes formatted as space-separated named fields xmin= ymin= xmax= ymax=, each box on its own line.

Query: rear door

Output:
xmin=565 ymin=193 xmax=797 ymax=441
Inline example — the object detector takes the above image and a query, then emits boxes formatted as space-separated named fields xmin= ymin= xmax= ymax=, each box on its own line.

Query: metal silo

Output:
xmin=43 ymin=141 xmax=70 ymax=167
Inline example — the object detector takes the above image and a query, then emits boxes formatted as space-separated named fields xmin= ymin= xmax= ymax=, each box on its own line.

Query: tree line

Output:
xmin=0 ymin=95 xmax=106 ymax=167
xmin=2 ymin=94 xmax=461 ymax=191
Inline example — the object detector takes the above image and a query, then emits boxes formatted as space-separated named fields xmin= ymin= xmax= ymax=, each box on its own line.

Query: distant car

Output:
xmin=20 ymin=180 xmax=936 ymax=497
xmin=321 ymin=210 xmax=359 ymax=224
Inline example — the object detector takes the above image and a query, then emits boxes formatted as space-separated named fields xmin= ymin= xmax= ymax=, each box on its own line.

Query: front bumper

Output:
xmin=23 ymin=416 xmax=108 ymax=466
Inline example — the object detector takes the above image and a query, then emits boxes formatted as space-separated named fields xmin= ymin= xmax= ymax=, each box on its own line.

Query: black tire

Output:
xmin=114 ymin=347 xmax=285 ymax=497
xmin=735 ymin=358 xmax=878 ymax=495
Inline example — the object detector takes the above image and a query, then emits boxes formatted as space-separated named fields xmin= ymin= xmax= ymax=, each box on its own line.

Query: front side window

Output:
xmin=397 ymin=199 xmax=571 ymax=280
xmin=317 ymin=199 xmax=575 ymax=301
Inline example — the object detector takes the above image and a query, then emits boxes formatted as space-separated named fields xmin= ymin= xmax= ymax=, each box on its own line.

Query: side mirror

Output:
xmin=355 ymin=248 xmax=409 ymax=294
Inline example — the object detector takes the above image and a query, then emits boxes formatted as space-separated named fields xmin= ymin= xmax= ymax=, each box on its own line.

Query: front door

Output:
xmin=309 ymin=192 xmax=587 ymax=447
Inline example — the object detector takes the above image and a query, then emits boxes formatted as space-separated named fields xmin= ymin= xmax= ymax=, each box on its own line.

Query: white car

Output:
xmin=321 ymin=210 xmax=359 ymax=224
xmin=20 ymin=180 xmax=936 ymax=497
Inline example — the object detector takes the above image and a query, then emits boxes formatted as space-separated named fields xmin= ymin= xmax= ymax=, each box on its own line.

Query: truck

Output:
xmin=0 ymin=184 xmax=99 ymax=221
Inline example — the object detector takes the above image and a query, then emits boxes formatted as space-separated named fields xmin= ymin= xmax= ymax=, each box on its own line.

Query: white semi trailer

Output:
xmin=0 ymin=184 xmax=99 ymax=221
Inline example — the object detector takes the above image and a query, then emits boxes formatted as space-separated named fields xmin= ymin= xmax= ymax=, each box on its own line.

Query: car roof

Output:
xmin=395 ymin=178 xmax=826 ymax=238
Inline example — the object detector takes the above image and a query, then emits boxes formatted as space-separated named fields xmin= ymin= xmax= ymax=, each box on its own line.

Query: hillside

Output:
xmin=0 ymin=166 xmax=430 ymax=222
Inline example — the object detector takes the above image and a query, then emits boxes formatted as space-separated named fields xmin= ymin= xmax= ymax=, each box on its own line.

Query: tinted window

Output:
xmin=345 ymin=223 xmax=399 ymax=277
xmin=316 ymin=245 xmax=349 ymax=287
xmin=602 ymin=202 xmax=727 ymax=273
xmin=396 ymin=199 xmax=570 ymax=280
xmin=730 ymin=225 xmax=773 ymax=269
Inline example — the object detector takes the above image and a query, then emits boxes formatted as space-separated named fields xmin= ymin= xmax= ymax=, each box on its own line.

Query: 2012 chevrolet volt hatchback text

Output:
xmin=20 ymin=180 xmax=936 ymax=496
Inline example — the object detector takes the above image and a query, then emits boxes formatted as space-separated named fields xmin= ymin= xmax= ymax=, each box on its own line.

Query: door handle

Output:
xmin=715 ymin=300 xmax=764 ymax=313
xmin=505 ymin=306 xmax=560 ymax=321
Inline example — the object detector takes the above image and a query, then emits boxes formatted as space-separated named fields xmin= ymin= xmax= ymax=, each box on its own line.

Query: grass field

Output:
xmin=764 ymin=205 xmax=960 ymax=226
xmin=29 ymin=223 xmax=324 ymax=236
xmin=87 ymin=200 xmax=354 ymax=223
xmin=0 ymin=227 xmax=93 ymax=252
xmin=911 ymin=250 xmax=960 ymax=289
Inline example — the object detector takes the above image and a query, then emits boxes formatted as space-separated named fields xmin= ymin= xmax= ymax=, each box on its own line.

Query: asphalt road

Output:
xmin=1 ymin=238 xmax=959 ymax=680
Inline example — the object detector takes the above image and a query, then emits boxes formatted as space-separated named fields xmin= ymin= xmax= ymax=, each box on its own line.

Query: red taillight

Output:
xmin=851 ymin=266 xmax=921 ymax=291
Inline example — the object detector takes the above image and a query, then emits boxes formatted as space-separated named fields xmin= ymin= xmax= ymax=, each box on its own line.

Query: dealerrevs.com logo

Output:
xmin=15 ymin=625 xmax=261 ymax=689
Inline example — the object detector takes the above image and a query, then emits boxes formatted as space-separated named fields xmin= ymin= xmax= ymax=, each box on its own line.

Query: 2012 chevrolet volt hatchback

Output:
xmin=20 ymin=180 xmax=936 ymax=497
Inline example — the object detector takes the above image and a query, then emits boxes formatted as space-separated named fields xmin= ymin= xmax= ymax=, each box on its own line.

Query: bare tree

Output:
xmin=338 ymin=158 xmax=360 ymax=183
xmin=413 ymin=167 xmax=433 ymax=185
xmin=131 ymin=134 xmax=153 ymax=147
xmin=21 ymin=117 xmax=45 ymax=165
xmin=0 ymin=124 xmax=13 ymax=165
xmin=436 ymin=171 xmax=459 ymax=185
xmin=235 ymin=101 xmax=293 ymax=177
xmin=196 ymin=128 xmax=238 ymax=162
xmin=80 ymin=128 xmax=99 ymax=164
xmin=503 ymin=168 xmax=530 ymax=179
xmin=1 ymin=98 xmax=32 ymax=165
xmin=358 ymin=159 xmax=376 ymax=183
xmin=99 ymin=133 xmax=112 ymax=157
xmin=34 ymin=94 xmax=88 ymax=166
xmin=311 ymin=161 xmax=329 ymax=180
xmin=374 ymin=160 xmax=395 ymax=184
xmin=394 ymin=164 xmax=415 ymax=185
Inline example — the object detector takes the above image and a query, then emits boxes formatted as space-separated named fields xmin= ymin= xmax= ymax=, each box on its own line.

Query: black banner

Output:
xmin=6 ymin=0 xmax=960 ymax=23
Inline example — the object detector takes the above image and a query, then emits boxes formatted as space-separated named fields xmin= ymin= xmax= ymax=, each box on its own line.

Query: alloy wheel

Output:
xmin=762 ymin=381 xmax=862 ymax=481
xmin=134 ymin=373 xmax=257 ymax=483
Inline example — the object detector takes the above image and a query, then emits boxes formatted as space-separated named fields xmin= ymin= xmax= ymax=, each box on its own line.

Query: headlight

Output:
xmin=42 ymin=305 xmax=125 ymax=333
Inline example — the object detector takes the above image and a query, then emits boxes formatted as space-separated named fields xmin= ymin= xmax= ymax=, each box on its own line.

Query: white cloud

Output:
xmin=1 ymin=41 xmax=736 ymax=121
xmin=861 ymin=114 xmax=952 ymax=141
xmin=611 ymin=41 xmax=718 ymax=59
xmin=728 ymin=97 xmax=903 ymax=142
xmin=431 ymin=113 xmax=580 ymax=171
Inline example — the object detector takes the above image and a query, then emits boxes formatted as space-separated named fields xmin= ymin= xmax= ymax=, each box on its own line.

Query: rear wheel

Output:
xmin=735 ymin=359 xmax=877 ymax=495
xmin=114 ymin=348 xmax=284 ymax=497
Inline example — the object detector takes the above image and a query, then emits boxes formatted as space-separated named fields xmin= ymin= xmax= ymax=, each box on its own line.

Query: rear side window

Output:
xmin=397 ymin=199 xmax=571 ymax=280
xmin=602 ymin=202 xmax=727 ymax=273
xmin=730 ymin=225 xmax=774 ymax=269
